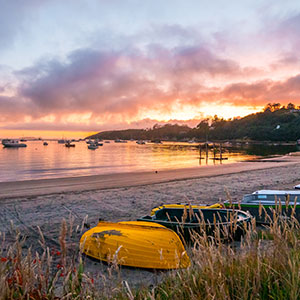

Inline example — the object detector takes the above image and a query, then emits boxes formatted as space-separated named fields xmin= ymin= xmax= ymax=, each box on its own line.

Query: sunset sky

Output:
xmin=1 ymin=0 xmax=300 ymax=138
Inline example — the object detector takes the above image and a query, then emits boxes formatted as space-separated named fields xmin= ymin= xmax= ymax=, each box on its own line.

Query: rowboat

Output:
xmin=80 ymin=221 xmax=190 ymax=269
xmin=151 ymin=203 xmax=223 ymax=216
xmin=224 ymin=190 xmax=300 ymax=224
xmin=138 ymin=207 xmax=252 ymax=241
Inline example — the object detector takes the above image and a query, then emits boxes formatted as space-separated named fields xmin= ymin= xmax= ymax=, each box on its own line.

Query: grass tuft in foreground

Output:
xmin=1 ymin=209 xmax=300 ymax=299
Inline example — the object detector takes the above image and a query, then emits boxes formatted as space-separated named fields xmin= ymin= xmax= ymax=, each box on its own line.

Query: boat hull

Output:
xmin=80 ymin=221 xmax=190 ymax=269
xmin=3 ymin=143 xmax=27 ymax=147
xmin=138 ymin=208 xmax=252 ymax=242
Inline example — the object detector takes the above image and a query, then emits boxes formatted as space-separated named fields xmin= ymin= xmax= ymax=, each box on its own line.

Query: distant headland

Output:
xmin=87 ymin=103 xmax=300 ymax=142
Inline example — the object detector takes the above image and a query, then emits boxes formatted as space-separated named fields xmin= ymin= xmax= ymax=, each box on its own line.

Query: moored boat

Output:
xmin=138 ymin=207 xmax=252 ymax=241
xmin=80 ymin=221 xmax=190 ymax=269
xmin=43 ymin=142 xmax=48 ymax=146
xmin=2 ymin=139 xmax=27 ymax=148
xmin=65 ymin=141 xmax=75 ymax=147
xmin=224 ymin=190 xmax=300 ymax=224
xmin=88 ymin=143 xmax=98 ymax=150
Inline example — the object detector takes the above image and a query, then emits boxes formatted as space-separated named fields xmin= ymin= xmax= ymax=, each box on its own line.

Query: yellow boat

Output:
xmin=80 ymin=221 xmax=190 ymax=269
xmin=150 ymin=203 xmax=223 ymax=216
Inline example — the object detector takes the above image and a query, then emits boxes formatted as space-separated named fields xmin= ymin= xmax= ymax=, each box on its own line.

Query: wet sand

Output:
xmin=1 ymin=154 xmax=300 ymax=288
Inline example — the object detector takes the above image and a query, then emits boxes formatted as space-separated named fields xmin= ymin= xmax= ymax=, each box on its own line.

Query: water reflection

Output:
xmin=0 ymin=141 xmax=297 ymax=182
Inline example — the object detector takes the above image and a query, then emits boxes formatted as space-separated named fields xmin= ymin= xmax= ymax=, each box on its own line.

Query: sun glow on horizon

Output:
xmin=0 ymin=130 xmax=98 ymax=139
xmin=0 ymin=104 xmax=264 ymax=138
xmin=139 ymin=104 xmax=263 ymax=122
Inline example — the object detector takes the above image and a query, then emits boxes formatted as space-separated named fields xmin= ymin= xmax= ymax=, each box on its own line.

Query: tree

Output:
xmin=287 ymin=103 xmax=295 ymax=110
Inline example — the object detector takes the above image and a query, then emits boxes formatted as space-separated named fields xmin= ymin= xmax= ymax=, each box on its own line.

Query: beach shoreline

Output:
xmin=0 ymin=154 xmax=298 ymax=199
xmin=1 ymin=154 xmax=300 ymax=287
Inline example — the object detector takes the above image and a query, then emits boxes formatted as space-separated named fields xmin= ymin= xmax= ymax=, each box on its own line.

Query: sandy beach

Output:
xmin=1 ymin=154 xmax=300 ymax=287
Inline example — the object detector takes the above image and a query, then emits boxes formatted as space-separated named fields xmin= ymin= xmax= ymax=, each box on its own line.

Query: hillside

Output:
xmin=87 ymin=103 xmax=300 ymax=142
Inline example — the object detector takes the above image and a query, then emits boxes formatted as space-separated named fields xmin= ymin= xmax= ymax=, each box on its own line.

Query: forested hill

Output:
xmin=87 ymin=103 xmax=300 ymax=142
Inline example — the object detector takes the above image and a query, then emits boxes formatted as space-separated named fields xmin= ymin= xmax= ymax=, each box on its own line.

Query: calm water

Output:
xmin=0 ymin=141 xmax=297 ymax=182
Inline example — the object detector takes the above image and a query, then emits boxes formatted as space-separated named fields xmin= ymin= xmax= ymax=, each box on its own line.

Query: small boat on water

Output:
xmin=88 ymin=143 xmax=98 ymax=150
xmin=138 ymin=207 xmax=252 ymax=241
xmin=43 ymin=142 xmax=48 ymax=146
xmin=2 ymin=139 xmax=27 ymax=148
xmin=150 ymin=203 xmax=223 ymax=216
xmin=136 ymin=140 xmax=146 ymax=145
xmin=224 ymin=190 xmax=300 ymax=224
xmin=65 ymin=142 xmax=75 ymax=147
xmin=80 ymin=221 xmax=190 ymax=269
xmin=58 ymin=139 xmax=66 ymax=144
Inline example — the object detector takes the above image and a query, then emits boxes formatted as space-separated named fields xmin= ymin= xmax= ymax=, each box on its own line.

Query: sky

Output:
xmin=1 ymin=0 xmax=300 ymax=138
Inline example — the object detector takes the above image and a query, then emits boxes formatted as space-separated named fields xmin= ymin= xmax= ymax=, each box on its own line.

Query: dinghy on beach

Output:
xmin=138 ymin=207 xmax=251 ymax=241
xmin=80 ymin=221 xmax=190 ymax=269
xmin=224 ymin=190 xmax=300 ymax=224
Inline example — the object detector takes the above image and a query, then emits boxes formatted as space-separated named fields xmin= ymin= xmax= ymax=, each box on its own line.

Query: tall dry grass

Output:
xmin=1 ymin=206 xmax=300 ymax=299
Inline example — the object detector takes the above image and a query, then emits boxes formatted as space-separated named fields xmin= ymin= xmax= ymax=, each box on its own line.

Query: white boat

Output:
xmin=2 ymin=139 xmax=27 ymax=148
xmin=224 ymin=190 xmax=300 ymax=224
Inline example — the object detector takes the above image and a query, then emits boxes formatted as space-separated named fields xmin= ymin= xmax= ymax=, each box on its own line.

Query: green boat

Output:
xmin=224 ymin=190 xmax=300 ymax=225
xmin=138 ymin=207 xmax=252 ymax=241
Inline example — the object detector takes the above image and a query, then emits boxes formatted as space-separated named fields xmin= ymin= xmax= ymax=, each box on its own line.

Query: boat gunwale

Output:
xmin=139 ymin=208 xmax=252 ymax=227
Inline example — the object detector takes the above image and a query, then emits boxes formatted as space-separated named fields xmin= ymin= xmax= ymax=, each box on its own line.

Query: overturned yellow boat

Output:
xmin=80 ymin=221 xmax=190 ymax=269
xmin=151 ymin=203 xmax=223 ymax=216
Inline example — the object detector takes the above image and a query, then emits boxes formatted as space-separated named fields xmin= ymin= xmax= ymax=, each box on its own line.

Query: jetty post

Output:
xmin=213 ymin=143 xmax=216 ymax=163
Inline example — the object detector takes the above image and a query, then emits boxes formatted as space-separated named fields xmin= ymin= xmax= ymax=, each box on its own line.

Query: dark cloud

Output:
xmin=12 ymin=44 xmax=245 ymax=119
xmin=218 ymin=74 xmax=300 ymax=106
xmin=1 ymin=39 xmax=300 ymax=131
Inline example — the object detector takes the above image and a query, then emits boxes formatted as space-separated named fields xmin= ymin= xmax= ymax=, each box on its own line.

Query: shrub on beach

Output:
xmin=1 ymin=210 xmax=300 ymax=299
